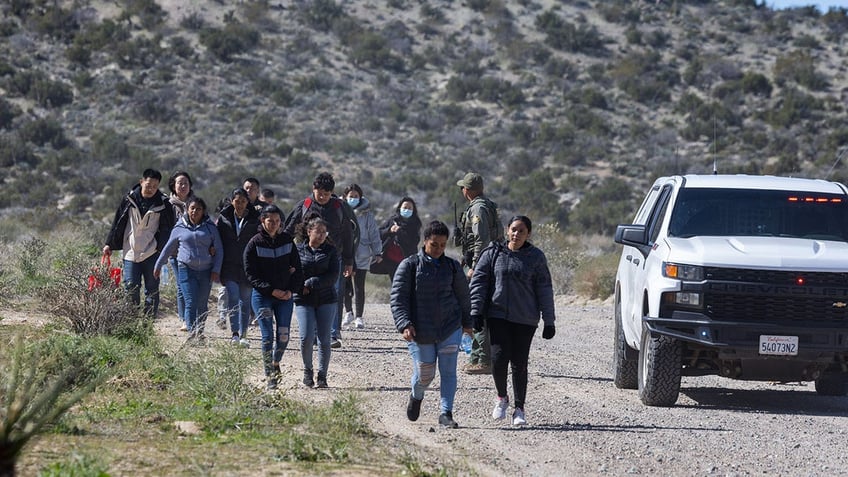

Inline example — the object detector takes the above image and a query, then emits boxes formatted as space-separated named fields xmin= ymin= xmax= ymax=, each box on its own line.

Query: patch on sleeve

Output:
xmin=471 ymin=215 xmax=481 ymax=225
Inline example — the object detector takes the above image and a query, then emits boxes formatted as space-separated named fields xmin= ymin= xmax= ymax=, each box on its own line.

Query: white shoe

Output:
xmin=239 ymin=338 xmax=250 ymax=348
xmin=354 ymin=317 xmax=364 ymax=329
xmin=342 ymin=311 xmax=354 ymax=327
xmin=492 ymin=396 xmax=509 ymax=420
xmin=512 ymin=408 xmax=526 ymax=426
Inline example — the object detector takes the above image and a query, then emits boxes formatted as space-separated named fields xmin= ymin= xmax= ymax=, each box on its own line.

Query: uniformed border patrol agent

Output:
xmin=455 ymin=172 xmax=503 ymax=375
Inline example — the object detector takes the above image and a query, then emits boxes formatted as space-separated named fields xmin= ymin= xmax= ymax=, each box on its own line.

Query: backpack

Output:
xmin=480 ymin=198 xmax=504 ymax=243
xmin=303 ymin=196 xmax=360 ymax=250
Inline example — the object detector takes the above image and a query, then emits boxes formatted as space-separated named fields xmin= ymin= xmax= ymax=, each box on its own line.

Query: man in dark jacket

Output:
xmin=103 ymin=168 xmax=174 ymax=318
xmin=284 ymin=172 xmax=355 ymax=348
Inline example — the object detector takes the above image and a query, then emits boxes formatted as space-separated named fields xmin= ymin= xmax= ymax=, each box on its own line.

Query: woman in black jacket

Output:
xmin=244 ymin=205 xmax=304 ymax=390
xmin=294 ymin=215 xmax=340 ymax=389
xmin=379 ymin=196 xmax=422 ymax=279
xmin=391 ymin=220 xmax=471 ymax=429
xmin=217 ymin=188 xmax=260 ymax=346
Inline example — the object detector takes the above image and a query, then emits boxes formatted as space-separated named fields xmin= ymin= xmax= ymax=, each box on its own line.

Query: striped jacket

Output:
xmin=243 ymin=227 xmax=304 ymax=298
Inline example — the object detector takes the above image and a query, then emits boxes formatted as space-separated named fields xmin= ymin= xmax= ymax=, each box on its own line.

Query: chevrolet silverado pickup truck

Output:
xmin=614 ymin=174 xmax=848 ymax=406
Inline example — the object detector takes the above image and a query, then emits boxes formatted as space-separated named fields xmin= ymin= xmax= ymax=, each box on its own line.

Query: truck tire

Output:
xmin=814 ymin=374 xmax=847 ymax=396
xmin=613 ymin=299 xmax=638 ymax=390
xmin=637 ymin=328 xmax=682 ymax=406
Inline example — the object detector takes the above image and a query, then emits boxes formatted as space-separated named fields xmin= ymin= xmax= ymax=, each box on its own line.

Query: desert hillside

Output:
xmin=0 ymin=0 xmax=846 ymax=234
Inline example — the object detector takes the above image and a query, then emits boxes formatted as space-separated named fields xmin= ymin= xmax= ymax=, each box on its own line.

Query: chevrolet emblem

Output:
xmin=833 ymin=302 xmax=848 ymax=308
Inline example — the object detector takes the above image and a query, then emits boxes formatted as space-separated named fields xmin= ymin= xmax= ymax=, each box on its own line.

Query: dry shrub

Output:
xmin=41 ymin=254 xmax=149 ymax=338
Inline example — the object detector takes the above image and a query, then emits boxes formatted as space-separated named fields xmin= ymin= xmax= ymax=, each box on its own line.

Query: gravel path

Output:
xmin=158 ymin=296 xmax=848 ymax=476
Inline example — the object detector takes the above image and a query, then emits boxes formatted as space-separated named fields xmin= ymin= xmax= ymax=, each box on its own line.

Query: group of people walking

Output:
xmin=103 ymin=168 xmax=556 ymax=424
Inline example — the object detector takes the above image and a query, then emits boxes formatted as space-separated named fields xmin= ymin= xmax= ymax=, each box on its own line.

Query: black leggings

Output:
xmin=488 ymin=318 xmax=536 ymax=410
xmin=343 ymin=268 xmax=368 ymax=317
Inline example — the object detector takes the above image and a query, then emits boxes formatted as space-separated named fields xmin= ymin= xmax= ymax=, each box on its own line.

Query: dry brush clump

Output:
xmin=41 ymin=255 xmax=148 ymax=338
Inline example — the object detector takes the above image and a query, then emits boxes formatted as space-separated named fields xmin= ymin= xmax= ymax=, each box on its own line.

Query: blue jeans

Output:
xmin=224 ymin=280 xmax=253 ymax=338
xmin=168 ymin=256 xmax=186 ymax=324
xmin=178 ymin=264 xmax=213 ymax=333
xmin=123 ymin=254 xmax=160 ymax=318
xmin=407 ymin=327 xmax=462 ymax=414
xmin=296 ymin=303 xmax=335 ymax=377
xmin=252 ymin=290 xmax=294 ymax=376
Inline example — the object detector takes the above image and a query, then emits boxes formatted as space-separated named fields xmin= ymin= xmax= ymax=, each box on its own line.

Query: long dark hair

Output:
xmin=297 ymin=212 xmax=334 ymax=246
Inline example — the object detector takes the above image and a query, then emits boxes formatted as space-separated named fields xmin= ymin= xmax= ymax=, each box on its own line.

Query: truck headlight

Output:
xmin=663 ymin=262 xmax=704 ymax=281
xmin=662 ymin=291 xmax=702 ymax=307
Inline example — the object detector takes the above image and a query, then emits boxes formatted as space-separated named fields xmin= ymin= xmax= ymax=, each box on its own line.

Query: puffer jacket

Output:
xmin=391 ymin=250 xmax=471 ymax=344
xmin=283 ymin=195 xmax=354 ymax=267
xmin=379 ymin=213 xmax=422 ymax=258
xmin=154 ymin=214 xmax=223 ymax=273
xmin=105 ymin=184 xmax=174 ymax=263
xmin=352 ymin=197 xmax=382 ymax=269
xmin=294 ymin=242 xmax=339 ymax=307
xmin=243 ymin=227 xmax=304 ymax=298
xmin=469 ymin=241 xmax=556 ymax=327
xmin=216 ymin=205 xmax=260 ymax=283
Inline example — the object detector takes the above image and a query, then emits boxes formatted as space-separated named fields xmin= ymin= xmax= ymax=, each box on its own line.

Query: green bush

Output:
xmin=29 ymin=3 xmax=79 ymax=40
xmin=114 ymin=35 xmax=163 ymax=69
xmin=133 ymin=89 xmax=177 ymax=123
xmin=535 ymin=9 xmax=607 ymax=54
xmin=333 ymin=136 xmax=368 ymax=155
xmin=300 ymin=0 xmax=345 ymax=32
xmin=569 ymin=177 xmax=635 ymax=235
xmin=179 ymin=12 xmax=205 ymax=30
xmin=20 ymin=117 xmax=69 ymax=149
xmin=169 ymin=36 xmax=194 ymax=59
xmin=0 ymin=98 xmax=21 ymax=129
xmin=764 ymin=87 xmax=823 ymax=128
xmin=122 ymin=0 xmax=167 ymax=29
xmin=0 ymin=133 xmax=36 ymax=168
xmin=773 ymin=50 xmax=828 ymax=91
xmin=610 ymin=51 xmax=678 ymax=104
xmin=251 ymin=113 xmax=284 ymax=140
xmin=29 ymin=76 xmax=73 ymax=108
xmin=199 ymin=22 xmax=261 ymax=62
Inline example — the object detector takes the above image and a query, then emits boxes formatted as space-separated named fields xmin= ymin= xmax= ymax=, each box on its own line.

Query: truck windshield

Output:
xmin=667 ymin=188 xmax=848 ymax=242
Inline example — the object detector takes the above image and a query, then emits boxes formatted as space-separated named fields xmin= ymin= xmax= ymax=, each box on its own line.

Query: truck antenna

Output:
xmin=824 ymin=146 xmax=848 ymax=180
xmin=712 ymin=115 xmax=718 ymax=175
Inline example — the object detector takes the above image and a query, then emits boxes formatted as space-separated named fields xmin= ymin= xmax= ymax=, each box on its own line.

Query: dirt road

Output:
xmin=163 ymin=296 xmax=848 ymax=476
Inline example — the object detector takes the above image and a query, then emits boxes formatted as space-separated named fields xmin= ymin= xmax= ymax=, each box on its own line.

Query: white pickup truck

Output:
xmin=613 ymin=174 xmax=848 ymax=406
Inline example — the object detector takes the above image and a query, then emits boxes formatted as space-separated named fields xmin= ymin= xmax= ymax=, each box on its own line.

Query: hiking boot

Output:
xmin=354 ymin=317 xmax=364 ymax=329
xmin=330 ymin=338 xmax=342 ymax=349
xmin=267 ymin=376 xmax=278 ymax=390
xmin=315 ymin=374 xmax=328 ymax=389
xmin=406 ymin=395 xmax=423 ymax=421
xmin=302 ymin=370 xmax=314 ymax=387
xmin=463 ymin=362 xmax=491 ymax=375
xmin=492 ymin=396 xmax=509 ymax=420
xmin=512 ymin=408 xmax=527 ymax=426
xmin=342 ymin=311 xmax=354 ymax=327
xmin=438 ymin=412 xmax=458 ymax=429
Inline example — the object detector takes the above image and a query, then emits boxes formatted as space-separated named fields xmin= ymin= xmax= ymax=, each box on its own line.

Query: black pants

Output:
xmin=488 ymin=318 xmax=536 ymax=410
xmin=343 ymin=268 xmax=368 ymax=318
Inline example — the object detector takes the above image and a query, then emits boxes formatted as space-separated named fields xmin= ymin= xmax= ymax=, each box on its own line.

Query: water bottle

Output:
xmin=460 ymin=333 xmax=472 ymax=355
xmin=161 ymin=264 xmax=170 ymax=285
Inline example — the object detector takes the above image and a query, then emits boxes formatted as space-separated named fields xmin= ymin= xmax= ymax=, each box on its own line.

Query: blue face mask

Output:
xmin=347 ymin=197 xmax=360 ymax=208
xmin=400 ymin=208 xmax=413 ymax=219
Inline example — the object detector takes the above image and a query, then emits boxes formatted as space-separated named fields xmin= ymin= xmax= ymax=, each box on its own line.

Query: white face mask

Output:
xmin=400 ymin=208 xmax=413 ymax=219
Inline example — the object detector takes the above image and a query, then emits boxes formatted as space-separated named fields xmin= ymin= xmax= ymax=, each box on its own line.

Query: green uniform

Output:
xmin=457 ymin=194 xmax=502 ymax=368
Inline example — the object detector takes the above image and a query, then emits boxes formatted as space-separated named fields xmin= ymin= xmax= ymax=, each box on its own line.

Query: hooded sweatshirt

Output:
xmin=351 ymin=197 xmax=383 ymax=269
xmin=154 ymin=214 xmax=223 ymax=273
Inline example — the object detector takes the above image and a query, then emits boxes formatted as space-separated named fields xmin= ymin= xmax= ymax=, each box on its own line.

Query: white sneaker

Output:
xmin=354 ymin=317 xmax=364 ymax=329
xmin=492 ymin=396 xmax=509 ymax=420
xmin=239 ymin=338 xmax=250 ymax=348
xmin=342 ymin=311 xmax=354 ymax=327
xmin=512 ymin=408 xmax=526 ymax=426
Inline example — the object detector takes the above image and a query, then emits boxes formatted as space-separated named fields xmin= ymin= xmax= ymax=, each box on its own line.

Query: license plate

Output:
xmin=759 ymin=335 xmax=798 ymax=356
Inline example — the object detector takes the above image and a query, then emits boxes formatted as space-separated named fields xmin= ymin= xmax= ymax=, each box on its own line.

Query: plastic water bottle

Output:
xmin=160 ymin=264 xmax=170 ymax=285
xmin=460 ymin=333 xmax=472 ymax=355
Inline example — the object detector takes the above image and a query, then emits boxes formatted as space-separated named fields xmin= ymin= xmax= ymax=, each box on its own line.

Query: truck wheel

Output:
xmin=637 ymin=328 xmax=682 ymax=406
xmin=613 ymin=300 xmax=638 ymax=389
xmin=815 ymin=374 xmax=847 ymax=396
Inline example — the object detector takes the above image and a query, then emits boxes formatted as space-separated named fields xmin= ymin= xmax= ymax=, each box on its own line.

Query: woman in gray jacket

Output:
xmin=469 ymin=215 xmax=556 ymax=427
